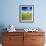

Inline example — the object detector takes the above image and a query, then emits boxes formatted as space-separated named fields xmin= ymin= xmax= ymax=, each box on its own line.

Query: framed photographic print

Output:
xmin=19 ymin=5 xmax=34 ymax=23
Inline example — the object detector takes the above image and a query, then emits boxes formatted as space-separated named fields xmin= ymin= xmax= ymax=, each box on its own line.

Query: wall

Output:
xmin=0 ymin=0 xmax=46 ymax=29
xmin=0 ymin=0 xmax=46 ymax=28
xmin=0 ymin=0 xmax=46 ymax=44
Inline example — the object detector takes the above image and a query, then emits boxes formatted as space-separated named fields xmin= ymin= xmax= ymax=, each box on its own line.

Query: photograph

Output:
xmin=19 ymin=5 xmax=34 ymax=23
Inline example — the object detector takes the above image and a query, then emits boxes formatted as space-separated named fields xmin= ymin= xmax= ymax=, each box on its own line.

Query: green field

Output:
xmin=22 ymin=12 xmax=32 ymax=20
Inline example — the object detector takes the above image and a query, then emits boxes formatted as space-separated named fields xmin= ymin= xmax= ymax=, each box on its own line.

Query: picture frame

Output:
xmin=19 ymin=5 xmax=34 ymax=23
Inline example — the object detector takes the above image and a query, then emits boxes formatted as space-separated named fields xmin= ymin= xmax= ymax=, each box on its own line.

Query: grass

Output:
xmin=22 ymin=12 xmax=32 ymax=20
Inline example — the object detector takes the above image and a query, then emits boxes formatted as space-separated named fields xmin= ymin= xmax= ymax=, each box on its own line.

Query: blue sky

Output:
xmin=22 ymin=7 xmax=32 ymax=11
